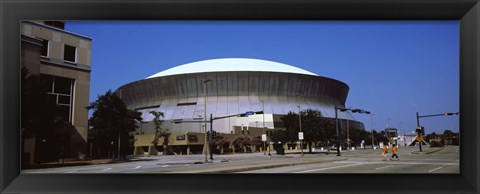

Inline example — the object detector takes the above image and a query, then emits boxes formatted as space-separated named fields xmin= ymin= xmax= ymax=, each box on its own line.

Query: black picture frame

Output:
xmin=1 ymin=0 xmax=478 ymax=193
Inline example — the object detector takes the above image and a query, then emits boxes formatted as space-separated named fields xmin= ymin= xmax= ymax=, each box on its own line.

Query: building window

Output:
xmin=43 ymin=75 xmax=75 ymax=123
xmin=64 ymin=44 xmax=76 ymax=63
xmin=43 ymin=21 xmax=65 ymax=29
xmin=40 ymin=39 xmax=49 ymax=57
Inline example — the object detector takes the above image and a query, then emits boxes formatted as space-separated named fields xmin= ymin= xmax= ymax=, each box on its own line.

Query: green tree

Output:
xmin=149 ymin=111 xmax=169 ymax=155
xmin=281 ymin=109 xmax=331 ymax=153
xmin=21 ymin=67 xmax=64 ymax=164
xmin=232 ymin=135 xmax=251 ymax=152
xmin=87 ymin=90 xmax=142 ymax=160
xmin=269 ymin=129 xmax=289 ymax=144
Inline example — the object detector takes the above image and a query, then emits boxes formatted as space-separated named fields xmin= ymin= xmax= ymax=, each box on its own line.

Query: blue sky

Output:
xmin=66 ymin=21 xmax=459 ymax=134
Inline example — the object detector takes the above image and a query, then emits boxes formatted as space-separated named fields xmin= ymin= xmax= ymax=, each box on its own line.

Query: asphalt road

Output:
xmin=242 ymin=146 xmax=459 ymax=173
xmin=23 ymin=146 xmax=459 ymax=174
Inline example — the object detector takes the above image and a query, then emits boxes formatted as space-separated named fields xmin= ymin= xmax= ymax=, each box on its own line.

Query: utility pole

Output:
xmin=371 ymin=113 xmax=375 ymax=149
xmin=415 ymin=111 xmax=459 ymax=152
xmin=416 ymin=112 xmax=422 ymax=152
xmin=335 ymin=106 xmax=370 ymax=156
xmin=297 ymin=95 xmax=303 ymax=156
xmin=203 ymin=79 xmax=211 ymax=163
xmin=346 ymin=119 xmax=350 ymax=150
xmin=210 ymin=113 xmax=213 ymax=160
xmin=262 ymin=100 xmax=266 ymax=155
xmin=335 ymin=106 xmax=341 ymax=156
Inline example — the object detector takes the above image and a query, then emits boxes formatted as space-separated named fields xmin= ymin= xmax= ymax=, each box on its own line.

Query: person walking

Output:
xmin=382 ymin=143 xmax=388 ymax=161
xmin=390 ymin=144 xmax=399 ymax=160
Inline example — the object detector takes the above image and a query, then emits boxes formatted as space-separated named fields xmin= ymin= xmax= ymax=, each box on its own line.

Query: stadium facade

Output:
xmin=117 ymin=58 xmax=364 ymax=137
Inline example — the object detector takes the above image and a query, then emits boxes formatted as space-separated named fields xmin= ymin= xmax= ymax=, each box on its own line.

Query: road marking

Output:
xmin=294 ymin=163 xmax=362 ymax=173
xmin=101 ymin=168 xmax=112 ymax=172
xmin=134 ymin=166 xmax=141 ymax=169
xmin=428 ymin=167 xmax=443 ymax=172
xmin=65 ymin=171 xmax=77 ymax=173
xmin=162 ymin=165 xmax=169 ymax=167
xmin=375 ymin=165 xmax=394 ymax=170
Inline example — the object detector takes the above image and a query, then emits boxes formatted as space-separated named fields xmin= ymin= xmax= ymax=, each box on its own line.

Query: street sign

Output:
xmin=416 ymin=136 xmax=424 ymax=142
xmin=262 ymin=134 xmax=267 ymax=141
xmin=245 ymin=111 xmax=255 ymax=116
xmin=299 ymin=132 xmax=304 ymax=140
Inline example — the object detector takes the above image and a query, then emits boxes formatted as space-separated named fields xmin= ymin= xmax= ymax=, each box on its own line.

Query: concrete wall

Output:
xmin=21 ymin=21 xmax=92 ymax=158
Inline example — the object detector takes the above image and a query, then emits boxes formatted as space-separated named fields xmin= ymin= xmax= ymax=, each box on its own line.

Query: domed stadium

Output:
xmin=117 ymin=58 xmax=364 ymax=136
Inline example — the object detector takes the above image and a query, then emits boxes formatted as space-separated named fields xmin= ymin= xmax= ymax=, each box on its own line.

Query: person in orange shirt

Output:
xmin=390 ymin=144 xmax=399 ymax=160
xmin=382 ymin=143 xmax=388 ymax=161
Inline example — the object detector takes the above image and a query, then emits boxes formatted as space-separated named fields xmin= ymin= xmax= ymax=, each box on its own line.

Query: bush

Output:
xmin=429 ymin=140 xmax=444 ymax=148
xmin=232 ymin=135 xmax=251 ymax=152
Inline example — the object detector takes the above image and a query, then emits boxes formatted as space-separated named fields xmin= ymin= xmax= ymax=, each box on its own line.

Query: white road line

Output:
xmin=375 ymin=165 xmax=394 ymax=170
xmin=101 ymin=168 xmax=112 ymax=172
xmin=65 ymin=171 xmax=77 ymax=173
xmin=162 ymin=165 xmax=169 ymax=167
xmin=294 ymin=163 xmax=362 ymax=173
xmin=134 ymin=166 xmax=141 ymax=169
xmin=428 ymin=167 xmax=444 ymax=172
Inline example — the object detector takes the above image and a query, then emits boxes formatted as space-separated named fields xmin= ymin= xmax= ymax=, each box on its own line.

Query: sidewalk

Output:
xmin=23 ymin=158 xmax=127 ymax=169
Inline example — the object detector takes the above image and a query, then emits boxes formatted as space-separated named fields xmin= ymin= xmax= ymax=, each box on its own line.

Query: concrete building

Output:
xmin=117 ymin=58 xmax=365 ymax=155
xmin=21 ymin=21 xmax=92 ymax=164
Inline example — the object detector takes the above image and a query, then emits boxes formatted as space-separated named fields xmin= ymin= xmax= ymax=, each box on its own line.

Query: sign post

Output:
xmin=298 ymin=132 xmax=304 ymax=156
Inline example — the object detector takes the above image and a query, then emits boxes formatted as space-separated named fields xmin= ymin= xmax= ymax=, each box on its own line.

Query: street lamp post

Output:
xmin=198 ymin=114 xmax=202 ymax=133
xmin=335 ymin=106 xmax=371 ymax=156
xmin=262 ymin=100 xmax=266 ymax=155
xmin=346 ymin=118 xmax=350 ymax=150
xmin=371 ymin=113 xmax=375 ymax=149
xmin=210 ymin=113 xmax=214 ymax=160
xmin=334 ymin=106 xmax=341 ymax=156
xmin=173 ymin=110 xmax=265 ymax=161
xmin=297 ymin=96 xmax=304 ymax=156
xmin=203 ymin=79 xmax=211 ymax=163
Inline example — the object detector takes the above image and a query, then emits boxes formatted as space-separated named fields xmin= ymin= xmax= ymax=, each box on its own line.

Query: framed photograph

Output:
xmin=1 ymin=0 xmax=479 ymax=193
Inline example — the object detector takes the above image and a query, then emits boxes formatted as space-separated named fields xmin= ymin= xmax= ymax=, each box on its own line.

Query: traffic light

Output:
xmin=444 ymin=112 xmax=459 ymax=116
xmin=212 ymin=131 xmax=217 ymax=139
xmin=415 ymin=126 xmax=425 ymax=135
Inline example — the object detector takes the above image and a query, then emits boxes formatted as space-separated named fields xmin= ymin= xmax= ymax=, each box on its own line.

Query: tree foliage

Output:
xmin=232 ymin=135 xmax=251 ymax=152
xmin=269 ymin=129 xmax=289 ymax=144
xmin=150 ymin=111 xmax=168 ymax=147
xmin=213 ymin=133 xmax=230 ymax=148
xmin=21 ymin=67 xmax=72 ymax=163
xmin=250 ymin=135 xmax=263 ymax=147
xmin=87 ymin=90 xmax=142 ymax=159
xmin=280 ymin=109 xmax=332 ymax=152
xmin=21 ymin=67 xmax=58 ymax=137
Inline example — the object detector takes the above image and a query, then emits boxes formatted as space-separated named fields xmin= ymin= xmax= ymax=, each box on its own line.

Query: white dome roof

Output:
xmin=146 ymin=58 xmax=317 ymax=79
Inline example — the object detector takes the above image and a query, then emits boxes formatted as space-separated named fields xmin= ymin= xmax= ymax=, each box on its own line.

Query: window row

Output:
xmin=42 ymin=74 xmax=75 ymax=123
xmin=40 ymin=39 xmax=77 ymax=63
